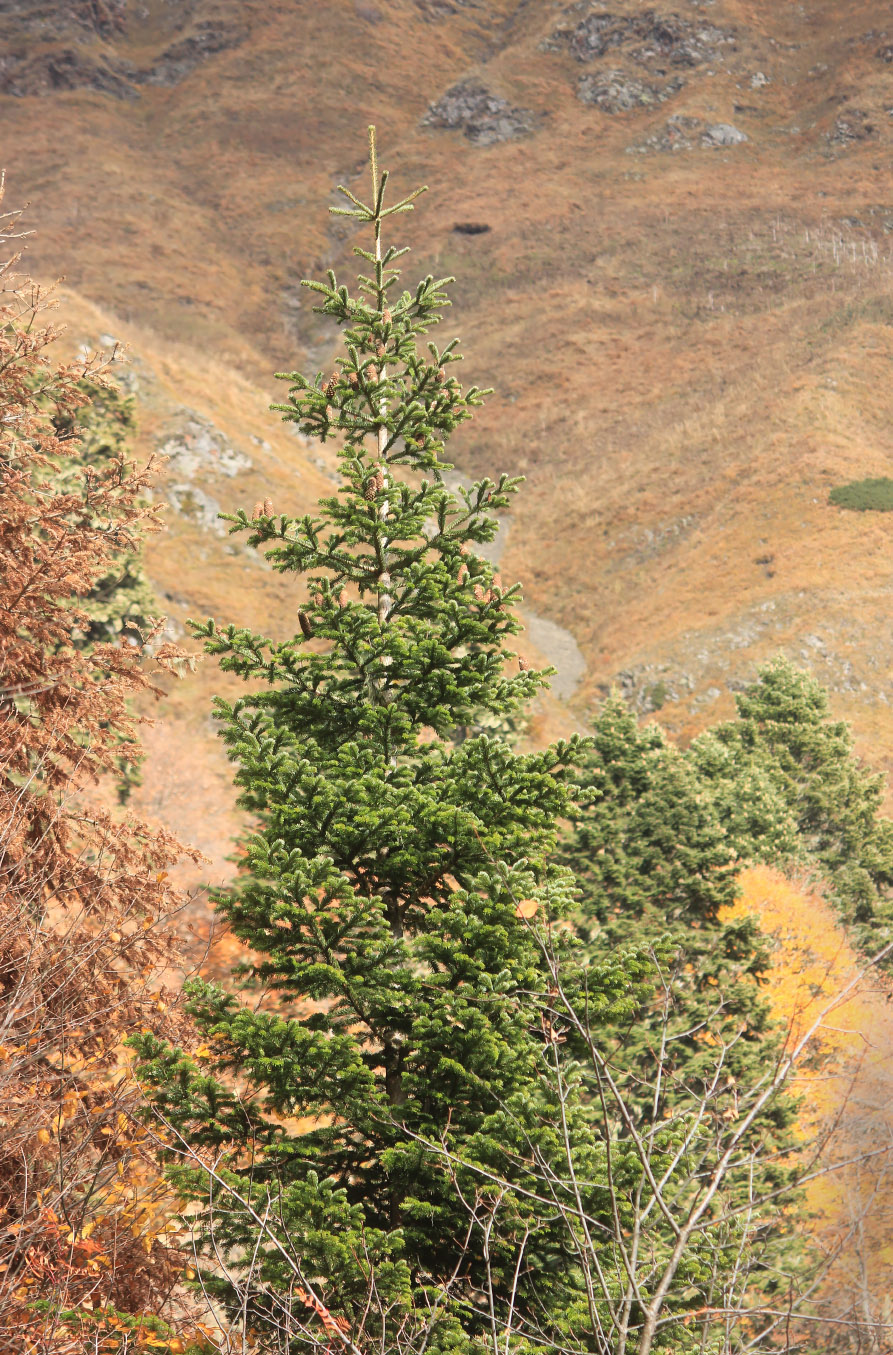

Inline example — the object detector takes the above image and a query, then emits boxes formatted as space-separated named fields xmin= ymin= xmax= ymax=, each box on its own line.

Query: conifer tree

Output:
xmin=131 ymin=131 xmax=644 ymax=1349
xmin=689 ymin=658 xmax=893 ymax=949
xmin=558 ymin=696 xmax=794 ymax=1149
xmin=554 ymin=696 xmax=808 ymax=1354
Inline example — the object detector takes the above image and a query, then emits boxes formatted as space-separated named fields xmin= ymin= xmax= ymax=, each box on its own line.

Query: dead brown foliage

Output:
xmin=0 ymin=182 xmax=208 ymax=1352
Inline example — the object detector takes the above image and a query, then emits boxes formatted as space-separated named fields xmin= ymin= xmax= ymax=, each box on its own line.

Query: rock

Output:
xmin=627 ymin=113 xmax=703 ymax=153
xmin=556 ymin=11 xmax=629 ymax=61
xmin=634 ymin=16 xmax=734 ymax=68
xmin=545 ymin=7 xmax=736 ymax=70
xmin=161 ymin=414 xmax=265 ymax=537
xmin=166 ymin=484 xmax=226 ymax=536
xmin=0 ymin=0 xmax=126 ymax=38
xmin=157 ymin=415 xmax=252 ymax=482
xmin=452 ymin=221 xmax=491 ymax=234
xmin=750 ymin=70 xmax=769 ymax=88
xmin=830 ymin=109 xmax=874 ymax=144
xmin=578 ymin=67 xmax=682 ymax=111
xmin=414 ymin=0 xmax=477 ymax=16
xmin=423 ymin=81 xmax=536 ymax=145
xmin=136 ymin=21 xmax=245 ymax=87
xmin=545 ymin=6 xmax=737 ymax=110
xmin=701 ymin=122 xmax=748 ymax=146
xmin=613 ymin=664 xmax=682 ymax=713
xmin=0 ymin=47 xmax=138 ymax=99
xmin=629 ymin=115 xmax=748 ymax=154
xmin=0 ymin=13 xmax=243 ymax=99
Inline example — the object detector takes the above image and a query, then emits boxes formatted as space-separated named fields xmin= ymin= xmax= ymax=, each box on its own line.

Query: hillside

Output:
xmin=4 ymin=0 xmax=893 ymax=879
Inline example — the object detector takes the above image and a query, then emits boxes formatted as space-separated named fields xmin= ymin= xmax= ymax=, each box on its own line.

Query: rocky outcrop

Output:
xmin=158 ymin=413 xmax=252 ymax=537
xmin=830 ymin=109 xmax=875 ymax=144
xmin=423 ymin=81 xmax=536 ymax=144
xmin=578 ymin=68 xmax=682 ymax=112
xmin=628 ymin=114 xmax=748 ymax=153
xmin=0 ymin=47 xmax=138 ymax=99
xmin=0 ymin=0 xmax=126 ymax=38
xmin=546 ymin=7 xmax=736 ymax=68
xmin=545 ymin=6 xmax=737 ymax=108
xmin=158 ymin=414 xmax=253 ymax=483
xmin=0 ymin=10 xmax=245 ymax=99
xmin=134 ymin=21 xmax=245 ymax=88
xmin=414 ymin=0 xmax=478 ymax=17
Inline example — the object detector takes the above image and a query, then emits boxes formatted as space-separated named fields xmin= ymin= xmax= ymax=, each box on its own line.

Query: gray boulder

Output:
xmin=701 ymin=122 xmax=748 ymax=146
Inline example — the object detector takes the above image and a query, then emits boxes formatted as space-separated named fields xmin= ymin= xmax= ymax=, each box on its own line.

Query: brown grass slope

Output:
xmin=3 ymin=0 xmax=893 ymax=867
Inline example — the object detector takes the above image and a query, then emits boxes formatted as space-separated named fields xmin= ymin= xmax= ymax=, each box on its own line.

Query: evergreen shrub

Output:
xmin=829 ymin=476 xmax=893 ymax=511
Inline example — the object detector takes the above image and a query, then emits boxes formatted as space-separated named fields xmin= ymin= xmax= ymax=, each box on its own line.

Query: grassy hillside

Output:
xmin=5 ymin=0 xmax=893 ymax=877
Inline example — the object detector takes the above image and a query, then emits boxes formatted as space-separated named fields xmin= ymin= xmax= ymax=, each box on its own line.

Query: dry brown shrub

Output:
xmin=0 ymin=180 xmax=212 ymax=1353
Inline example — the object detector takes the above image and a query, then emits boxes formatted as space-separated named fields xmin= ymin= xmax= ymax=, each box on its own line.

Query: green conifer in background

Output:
xmin=690 ymin=658 xmax=893 ymax=950
xmin=559 ymin=696 xmax=796 ymax=1148
xmin=45 ymin=376 xmax=161 ymax=801
xmin=131 ymin=131 xmax=646 ymax=1349
xmin=557 ymin=698 xmax=801 ymax=1339
xmin=50 ymin=377 xmax=159 ymax=647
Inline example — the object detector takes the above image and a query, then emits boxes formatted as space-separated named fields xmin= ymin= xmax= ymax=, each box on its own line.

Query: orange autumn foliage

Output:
xmin=725 ymin=865 xmax=893 ymax=1334
xmin=724 ymin=866 xmax=888 ymax=1125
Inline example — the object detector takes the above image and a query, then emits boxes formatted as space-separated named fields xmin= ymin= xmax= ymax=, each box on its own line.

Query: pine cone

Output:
xmin=324 ymin=374 xmax=337 ymax=399
xmin=298 ymin=611 xmax=314 ymax=639
xmin=376 ymin=342 xmax=386 ymax=359
xmin=349 ymin=372 xmax=359 ymax=387
xmin=519 ymin=656 xmax=530 ymax=672
xmin=368 ymin=364 xmax=378 ymax=383
xmin=251 ymin=501 xmax=263 ymax=520
xmin=364 ymin=469 xmax=386 ymax=500
xmin=264 ymin=498 xmax=273 ymax=517
xmin=382 ymin=306 xmax=392 ymax=325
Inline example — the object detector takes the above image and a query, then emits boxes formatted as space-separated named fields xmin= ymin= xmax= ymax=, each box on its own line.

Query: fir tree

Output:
xmin=131 ymin=131 xmax=645 ymax=1349
xmin=689 ymin=658 xmax=893 ymax=948
xmin=559 ymin=696 xmax=793 ymax=1143
xmin=557 ymin=698 xmax=800 ymax=1341
xmin=529 ymin=695 xmax=807 ymax=1352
